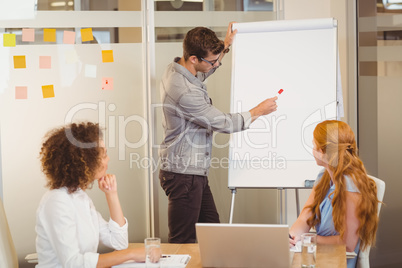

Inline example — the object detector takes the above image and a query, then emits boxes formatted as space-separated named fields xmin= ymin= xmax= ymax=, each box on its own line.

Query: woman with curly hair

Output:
xmin=35 ymin=122 xmax=159 ymax=267
xmin=289 ymin=120 xmax=380 ymax=268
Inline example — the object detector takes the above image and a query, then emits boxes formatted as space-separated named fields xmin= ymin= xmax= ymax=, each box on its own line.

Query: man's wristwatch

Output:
xmin=223 ymin=46 xmax=230 ymax=54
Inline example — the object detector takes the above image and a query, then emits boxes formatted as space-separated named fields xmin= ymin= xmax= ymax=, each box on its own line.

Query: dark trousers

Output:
xmin=159 ymin=170 xmax=220 ymax=243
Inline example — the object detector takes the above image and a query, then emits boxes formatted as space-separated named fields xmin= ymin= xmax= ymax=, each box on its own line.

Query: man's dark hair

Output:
xmin=183 ymin=27 xmax=224 ymax=61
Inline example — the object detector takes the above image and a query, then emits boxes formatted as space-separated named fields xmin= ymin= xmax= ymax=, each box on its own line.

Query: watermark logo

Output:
xmin=63 ymin=100 xmax=338 ymax=169
xmin=129 ymin=151 xmax=287 ymax=173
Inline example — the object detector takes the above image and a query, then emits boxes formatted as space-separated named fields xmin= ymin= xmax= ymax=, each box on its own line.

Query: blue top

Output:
xmin=314 ymin=170 xmax=360 ymax=268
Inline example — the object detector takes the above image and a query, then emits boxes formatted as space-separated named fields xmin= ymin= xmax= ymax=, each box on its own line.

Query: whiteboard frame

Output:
xmin=228 ymin=18 xmax=338 ymax=190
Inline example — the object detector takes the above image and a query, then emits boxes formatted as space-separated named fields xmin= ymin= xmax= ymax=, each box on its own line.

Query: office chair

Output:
xmin=356 ymin=175 xmax=386 ymax=268
xmin=0 ymin=197 xmax=19 ymax=268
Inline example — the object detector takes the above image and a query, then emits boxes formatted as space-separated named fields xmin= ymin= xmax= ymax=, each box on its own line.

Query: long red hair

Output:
xmin=306 ymin=120 xmax=379 ymax=250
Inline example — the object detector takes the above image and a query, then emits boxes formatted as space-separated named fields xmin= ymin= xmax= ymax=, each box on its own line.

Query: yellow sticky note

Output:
xmin=3 ymin=34 xmax=16 ymax=47
xmin=81 ymin=28 xmax=94 ymax=42
xmin=42 ymin=85 xmax=55 ymax=98
xmin=102 ymin=50 xmax=114 ymax=63
xmin=43 ymin=29 xmax=56 ymax=42
xmin=13 ymin=55 xmax=26 ymax=69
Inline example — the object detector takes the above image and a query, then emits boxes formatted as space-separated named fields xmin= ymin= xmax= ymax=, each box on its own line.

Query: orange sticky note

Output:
xmin=13 ymin=55 xmax=26 ymax=69
xmin=43 ymin=29 xmax=56 ymax=42
xmin=15 ymin=86 xmax=28 ymax=99
xmin=63 ymin=30 xmax=76 ymax=44
xmin=39 ymin=56 xmax=51 ymax=69
xmin=3 ymin=34 xmax=16 ymax=47
xmin=81 ymin=28 xmax=94 ymax=42
xmin=42 ymin=85 xmax=55 ymax=98
xmin=102 ymin=50 xmax=114 ymax=63
xmin=102 ymin=77 xmax=114 ymax=90
xmin=22 ymin=28 xmax=35 ymax=42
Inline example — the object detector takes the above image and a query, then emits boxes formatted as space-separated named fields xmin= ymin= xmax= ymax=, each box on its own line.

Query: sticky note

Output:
xmin=43 ymin=29 xmax=56 ymax=42
xmin=65 ymin=49 xmax=79 ymax=64
xmin=3 ymin=33 xmax=16 ymax=47
xmin=81 ymin=28 xmax=94 ymax=42
xmin=15 ymin=86 xmax=27 ymax=99
xmin=102 ymin=77 xmax=114 ymax=90
xmin=85 ymin=64 xmax=97 ymax=78
xmin=63 ymin=30 xmax=76 ymax=44
xmin=39 ymin=56 xmax=51 ymax=69
xmin=22 ymin=28 xmax=35 ymax=42
xmin=102 ymin=50 xmax=114 ymax=63
xmin=13 ymin=55 xmax=26 ymax=69
xmin=42 ymin=85 xmax=55 ymax=98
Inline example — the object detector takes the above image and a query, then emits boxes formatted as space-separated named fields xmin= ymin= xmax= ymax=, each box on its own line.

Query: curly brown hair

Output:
xmin=183 ymin=27 xmax=224 ymax=61
xmin=39 ymin=122 xmax=103 ymax=193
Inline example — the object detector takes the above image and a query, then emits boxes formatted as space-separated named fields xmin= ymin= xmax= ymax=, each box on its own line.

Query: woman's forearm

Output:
xmin=105 ymin=192 xmax=125 ymax=226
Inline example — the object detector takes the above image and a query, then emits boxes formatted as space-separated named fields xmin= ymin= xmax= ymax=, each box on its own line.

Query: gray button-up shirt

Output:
xmin=159 ymin=57 xmax=252 ymax=176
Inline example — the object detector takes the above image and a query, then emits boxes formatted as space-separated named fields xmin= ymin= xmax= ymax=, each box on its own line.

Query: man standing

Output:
xmin=159 ymin=22 xmax=278 ymax=243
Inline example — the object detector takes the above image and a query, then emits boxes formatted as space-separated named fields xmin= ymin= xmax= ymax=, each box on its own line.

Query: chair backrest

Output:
xmin=0 ymin=197 xmax=19 ymax=268
xmin=356 ymin=175 xmax=386 ymax=268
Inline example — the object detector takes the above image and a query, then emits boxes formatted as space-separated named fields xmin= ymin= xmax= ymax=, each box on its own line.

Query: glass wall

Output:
xmin=0 ymin=1 xmax=147 ymax=266
xmin=357 ymin=0 xmax=402 ymax=267
xmin=0 ymin=1 xmax=285 ymax=265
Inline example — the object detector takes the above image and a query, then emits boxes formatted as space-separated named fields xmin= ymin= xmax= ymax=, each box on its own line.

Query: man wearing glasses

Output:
xmin=159 ymin=22 xmax=278 ymax=243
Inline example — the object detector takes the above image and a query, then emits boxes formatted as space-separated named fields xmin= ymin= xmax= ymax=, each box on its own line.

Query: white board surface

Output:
xmin=229 ymin=18 xmax=338 ymax=188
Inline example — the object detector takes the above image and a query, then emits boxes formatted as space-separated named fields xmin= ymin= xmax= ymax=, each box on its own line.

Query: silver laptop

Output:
xmin=196 ymin=223 xmax=290 ymax=268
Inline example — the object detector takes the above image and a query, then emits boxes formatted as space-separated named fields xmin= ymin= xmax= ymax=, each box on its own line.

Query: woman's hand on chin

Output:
xmin=98 ymin=174 xmax=118 ymax=193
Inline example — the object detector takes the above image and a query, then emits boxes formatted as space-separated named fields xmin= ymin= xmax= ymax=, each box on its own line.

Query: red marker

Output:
xmin=276 ymin=89 xmax=284 ymax=97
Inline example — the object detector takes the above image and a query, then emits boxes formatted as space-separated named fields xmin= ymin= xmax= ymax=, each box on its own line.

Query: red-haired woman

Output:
xmin=289 ymin=120 xmax=380 ymax=268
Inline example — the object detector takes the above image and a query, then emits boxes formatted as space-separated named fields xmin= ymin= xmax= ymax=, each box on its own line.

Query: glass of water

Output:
xmin=144 ymin=237 xmax=161 ymax=268
xmin=301 ymin=233 xmax=316 ymax=268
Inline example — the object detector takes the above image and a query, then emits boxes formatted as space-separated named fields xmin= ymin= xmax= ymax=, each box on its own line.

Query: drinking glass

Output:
xmin=301 ymin=233 xmax=316 ymax=268
xmin=144 ymin=237 xmax=161 ymax=268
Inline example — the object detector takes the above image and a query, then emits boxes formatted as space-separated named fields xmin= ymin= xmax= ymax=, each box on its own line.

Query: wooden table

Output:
xmin=128 ymin=243 xmax=346 ymax=268
xmin=291 ymin=244 xmax=347 ymax=268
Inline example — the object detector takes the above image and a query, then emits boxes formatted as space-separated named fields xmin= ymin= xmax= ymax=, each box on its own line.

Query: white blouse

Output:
xmin=35 ymin=187 xmax=128 ymax=268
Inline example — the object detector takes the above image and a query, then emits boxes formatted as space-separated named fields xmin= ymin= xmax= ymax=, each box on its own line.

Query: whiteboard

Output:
xmin=228 ymin=18 xmax=338 ymax=188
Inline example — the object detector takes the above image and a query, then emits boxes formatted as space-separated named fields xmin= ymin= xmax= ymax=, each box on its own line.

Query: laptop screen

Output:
xmin=196 ymin=223 xmax=290 ymax=268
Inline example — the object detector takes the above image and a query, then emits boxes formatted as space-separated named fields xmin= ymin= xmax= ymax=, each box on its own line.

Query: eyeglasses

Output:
xmin=201 ymin=54 xmax=222 ymax=67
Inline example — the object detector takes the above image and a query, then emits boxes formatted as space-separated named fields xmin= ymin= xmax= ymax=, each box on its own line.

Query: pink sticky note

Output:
xmin=63 ymin=30 xmax=76 ymax=44
xmin=22 ymin=28 xmax=35 ymax=42
xmin=102 ymin=77 xmax=114 ymax=90
xmin=39 ymin=56 xmax=51 ymax=69
xmin=15 ymin=86 xmax=28 ymax=99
